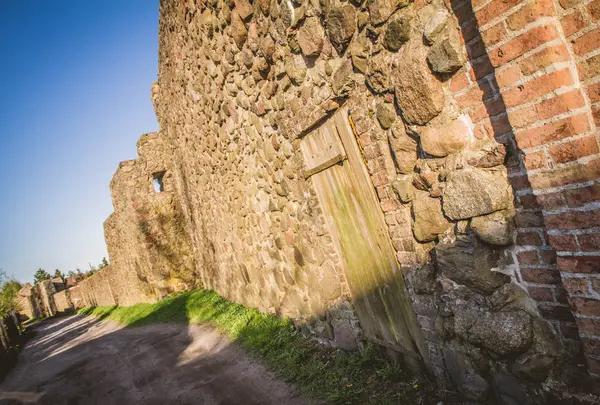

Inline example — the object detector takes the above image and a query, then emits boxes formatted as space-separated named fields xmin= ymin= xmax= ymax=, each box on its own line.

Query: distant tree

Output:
xmin=33 ymin=269 xmax=51 ymax=285
xmin=76 ymin=268 xmax=82 ymax=275
xmin=53 ymin=269 xmax=64 ymax=279
xmin=99 ymin=257 xmax=109 ymax=268
xmin=0 ymin=269 xmax=21 ymax=317
xmin=67 ymin=270 xmax=76 ymax=278
xmin=0 ymin=279 xmax=22 ymax=317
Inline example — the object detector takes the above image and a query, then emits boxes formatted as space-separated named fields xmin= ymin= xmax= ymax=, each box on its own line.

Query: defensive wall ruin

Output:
xmin=36 ymin=0 xmax=600 ymax=402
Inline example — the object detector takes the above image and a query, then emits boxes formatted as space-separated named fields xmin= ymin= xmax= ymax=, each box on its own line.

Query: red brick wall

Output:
xmin=556 ymin=0 xmax=600 ymax=376
xmin=449 ymin=0 xmax=600 ymax=375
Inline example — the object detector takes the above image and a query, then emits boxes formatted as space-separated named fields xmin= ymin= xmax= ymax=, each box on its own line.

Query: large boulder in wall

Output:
xmin=394 ymin=43 xmax=445 ymax=125
xmin=419 ymin=116 xmax=473 ymax=157
xmin=442 ymin=167 xmax=513 ymax=220
xmin=297 ymin=17 xmax=324 ymax=57
xmin=388 ymin=122 xmax=417 ymax=174
xmin=326 ymin=5 xmax=356 ymax=54
xmin=471 ymin=210 xmax=516 ymax=246
xmin=436 ymin=234 xmax=510 ymax=294
xmin=468 ymin=310 xmax=534 ymax=356
xmin=412 ymin=193 xmax=452 ymax=242
xmin=369 ymin=0 xmax=411 ymax=26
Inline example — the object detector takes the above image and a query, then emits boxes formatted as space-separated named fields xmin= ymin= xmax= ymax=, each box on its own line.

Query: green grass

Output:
xmin=77 ymin=289 xmax=450 ymax=405
xmin=22 ymin=316 xmax=47 ymax=326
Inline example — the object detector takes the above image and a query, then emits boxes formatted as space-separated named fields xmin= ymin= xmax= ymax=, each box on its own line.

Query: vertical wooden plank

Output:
xmin=334 ymin=109 xmax=426 ymax=361
xmin=305 ymin=108 xmax=426 ymax=365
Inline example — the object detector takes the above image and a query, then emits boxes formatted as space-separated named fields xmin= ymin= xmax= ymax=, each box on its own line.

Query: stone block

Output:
xmin=332 ymin=59 xmax=354 ymax=95
xmin=420 ymin=116 xmax=472 ymax=157
xmin=443 ymin=342 xmax=490 ymax=401
xmin=297 ymin=17 xmax=324 ymax=57
xmin=333 ymin=321 xmax=358 ymax=351
xmin=464 ymin=139 xmax=506 ymax=168
xmin=423 ymin=9 xmax=449 ymax=44
xmin=369 ymin=0 xmax=410 ymax=26
xmin=442 ymin=167 xmax=513 ymax=220
xmin=427 ymin=31 xmax=466 ymax=74
xmin=394 ymin=43 xmax=445 ymax=125
xmin=326 ymin=5 xmax=356 ymax=54
xmin=367 ymin=52 xmax=392 ymax=94
xmin=383 ymin=16 xmax=411 ymax=51
xmin=468 ymin=311 xmax=533 ymax=356
xmin=412 ymin=193 xmax=452 ymax=242
xmin=231 ymin=12 xmax=248 ymax=49
xmin=391 ymin=175 xmax=414 ymax=203
xmin=471 ymin=209 xmax=516 ymax=246
xmin=376 ymin=103 xmax=396 ymax=129
xmin=388 ymin=123 xmax=417 ymax=174
xmin=436 ymin=234 xmax=511 ymax=294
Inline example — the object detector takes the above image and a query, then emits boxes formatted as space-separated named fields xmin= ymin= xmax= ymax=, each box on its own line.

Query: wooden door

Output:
xmin=301 ymin=108 xmax=425 ymax=364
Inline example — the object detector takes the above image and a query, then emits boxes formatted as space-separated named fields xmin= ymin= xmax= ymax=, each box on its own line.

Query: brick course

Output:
xmin=447 ymin=0 xmax=600 ymax=376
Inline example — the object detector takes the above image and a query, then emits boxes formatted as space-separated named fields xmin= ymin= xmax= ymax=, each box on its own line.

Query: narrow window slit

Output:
xmin=152 ymin=171 xmax=166 ymax=193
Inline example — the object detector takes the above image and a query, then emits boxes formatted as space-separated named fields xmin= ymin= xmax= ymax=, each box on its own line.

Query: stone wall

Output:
xmin=68 ymin=285 xmax=83 ymax=308
xmin=17 ymin=283 xmax=58 ymax=319
xmin=39 ymin=279 xmax=57 ymax=318
xmin=72 ymin=132 xmax=198 ymax=309
xmin=16 ymin=284 xmax=42 ymax=320
xmin=76 ymin=264 xmax=160 ymax=308
xmin=543 ymin=0 xmax=600 ymax=377
xmin=84 ymin=0 xmax=600 ymax=400
xmin=53 ymin=290 xmax=73 ymax=312
xmin=16 ymin=295 xmax=36 ymax=320
xmin=102 ymin=133 xmax=198 ymax=306
xmin=142 ymin=0 xmax=600 ymax=399
xmin=77 ymin=266 xmax=118 ymax=307
xmin=20 ymin=281 xmax=79 ymax=318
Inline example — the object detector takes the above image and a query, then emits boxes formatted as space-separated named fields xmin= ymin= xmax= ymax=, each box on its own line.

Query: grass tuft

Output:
xmin=22 ymin=316 xmax=47 ymax=326
xmin=77 ymin=289 xmax=450 ymax=405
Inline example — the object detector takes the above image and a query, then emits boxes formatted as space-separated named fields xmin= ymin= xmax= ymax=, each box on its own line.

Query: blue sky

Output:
xmin=0 ymin=1 xmax=159 ymax=283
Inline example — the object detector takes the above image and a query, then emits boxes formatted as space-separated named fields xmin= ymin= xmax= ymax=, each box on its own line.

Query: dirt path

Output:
xmin=0 ymin=315 xmax=315 ymax=405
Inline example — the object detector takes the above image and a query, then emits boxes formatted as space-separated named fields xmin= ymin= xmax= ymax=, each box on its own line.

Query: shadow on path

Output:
xmin=0 ymin=296 xmax=313 ymax=405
